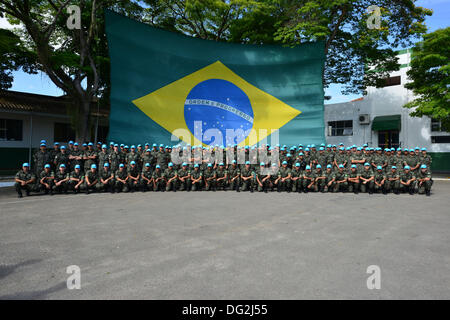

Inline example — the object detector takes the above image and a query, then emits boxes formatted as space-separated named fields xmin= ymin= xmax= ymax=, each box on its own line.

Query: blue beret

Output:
xmin=91 ymin=164 xmax=97 ymax=169
xmin=44 ymin=164 xmax=51 ymax=168
xmin=22 ymin=162 xmax=29 ymax=167
xmin=75 ymin=164 xmax=81 ymax=169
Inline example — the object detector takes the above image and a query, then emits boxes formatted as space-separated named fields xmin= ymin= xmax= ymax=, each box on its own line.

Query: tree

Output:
xmin=142 ymin=0 xmax=432 ymax=96
xmin=404 ymin=27 xmax=450 ymax=131
xmin=0 ymin=28 xmax=37 ymax=89
xmin=0 ymin=0 xmax=143 ymax=142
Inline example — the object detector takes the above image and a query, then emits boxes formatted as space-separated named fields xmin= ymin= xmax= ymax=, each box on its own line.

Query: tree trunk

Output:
xmin=75 ymin=99 xmax=91 ymax=143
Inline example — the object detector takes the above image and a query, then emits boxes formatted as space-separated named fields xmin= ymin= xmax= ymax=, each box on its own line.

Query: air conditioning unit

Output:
xmin=359 ymin=114 xmax=370 ymax=125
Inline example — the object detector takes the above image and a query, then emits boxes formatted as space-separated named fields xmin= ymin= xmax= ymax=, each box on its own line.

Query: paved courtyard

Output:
xmin=1 ymin=182 xmax=449 ymax=299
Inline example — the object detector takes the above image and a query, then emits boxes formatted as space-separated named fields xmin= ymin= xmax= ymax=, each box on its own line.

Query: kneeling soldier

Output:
xmin=164 ymin=162 xmax=178 ymax=191
xmin=228 ymin=160 xmax=241 ymax=192
xmin=373 ymin=166 xmax=387 ymax=194
xmin=360 ymin=163 xmax=374 ymax=194
xmin=127 ymin=161 xmax=141 ymax=192
xmin=240 ymin=161 xmax=254 ymax=192
xmin=203 ymin=163 xmax=216 ymax=191
xmin=69 ymin=164 xmax=84 ymax=193
xmin=39 ymin=164 xmax=55 ymax=195
xmin=53 ymin=164 xmax=70 ymax=194
xmin=15 ymin=163 xmax=36 ymax=198
xmin=302 ymin=165 xmax=316 ymax=192
xmin=347 ymin=164 xmax=360 ymax=194
xmin=190 ymin=164 xmax=203 ymax=191
xmin=385 ymin=166 xmax=400 ymax=194
xmin=215 ymin=163 xmax=228 ymax=191
xmin=99 ymin=163 xmax=115 ymax=193
xmin=83 ymin=164 xmax=100 ymax=194
xmin=324 ymin=164 xmax=335 ymax=193
xmin=256 ymin=162 xmax=270 ymax=193
xmin=152 ymin=165 xmax=165 ymax=191
xmin=332 ymin=164 xmax=348 ymax=193
xmin=177 ymin=162 xmax=191 ymax=191
xmin=314 ymin=164 xmax=326 ymax=192
xmin=416 ymin=164 xmax=432 ymax=196
xmin=141 ymin=163 xmax=153 ymax=192
xmin=291 ymin=162 xmax=303 ymax=193
xmin=276 ymin=161 xmax=291 ymax=192
xmin=399 ymin=165 xmax=416 ymax=195
xmin=115 ymin=164 xmax=129 ymax=192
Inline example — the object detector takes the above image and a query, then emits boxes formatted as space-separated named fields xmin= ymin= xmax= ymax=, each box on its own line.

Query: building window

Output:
xmin=0 ymin=119 xmax=23 ymax=141
xmin=384 ymin=76 xmax=401 ymax=87
xmin=54 ymin=123 xmax=75 ymax=142
xmin=328 ymin=120 xmax=353 ymax=136
xmin=431 ymin=118 xmax=445 ymax=132
xmin=431 ymin=136 xmax=450 ymax=144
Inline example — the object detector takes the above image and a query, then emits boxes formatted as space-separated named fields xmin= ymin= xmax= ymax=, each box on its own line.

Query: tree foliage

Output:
xmin=404 ymin=27 xmax=450 ymax=131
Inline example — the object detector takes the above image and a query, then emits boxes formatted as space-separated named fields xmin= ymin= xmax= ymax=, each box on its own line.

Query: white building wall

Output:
xmin=325 ymin=51 xmax=450 ymax=152
xmin=0 ymin=110 xmax=71 ymax=149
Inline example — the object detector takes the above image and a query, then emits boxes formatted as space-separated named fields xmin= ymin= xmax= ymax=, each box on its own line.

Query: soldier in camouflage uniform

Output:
xmin=33 ymin=142 xmax=51 ymax=175
xmin=324 ymin=164 xmax=335 ymax=193
xmin=359 ymin=163 xmax=374 ymax=194
xmin=316 ymin=147 xmax=328 ymax=168
xmin=226 ymin=160 xmax=240 ymax=192
xmin=291 ymin=162 xmax=303 ymax=192
xmin=164 ymin=162 xmax=178 ymax=191
xmin=141 ymin=149 xmax=153 ymax=172
xmin=39 ymin=164 xmax=55 ymax=195
xmin=69 ymin=143 xmax=83 ymax=172
xmin=54 ymin=145 xmax=70 ymax=169
xmin=202 ymin=163 xmax=216 ymax=191
xmin=177 ymin=162 xmax=191 ymax=191
xmin=275 ymin=160 xmax=291 ymax=192
xmin=416 ymin=164 xmax=432 ymax=196
xmin=113 ymin=164 xmax=128 ymax=192
xmin=332 ymin=164 xmax=348 ymax=193
xmin=399 ymin=165 xmax=417 ymax=195
xmin=240 ymin=161 xmax=254 ymax=192
xmin=314 ymin=164 xmax=327 ymax=192
xmin=14 ymin=163 xmax=36 ymax=198
xmin=127 ymin=161 xmax=141 ymax=192
xmin=53 ymin=164 xmax=70 ymax=194
xmin=255 ymin=162 xmax=270 ymax=193
xmin=141 ymin=162 xmax=154 ymax=192
xmin=420 ymin=148 xmax=432 ymax=170
xmin=151 ymin=164 xmax=164 ymax=191
xmin=97 ymin=144 xmax=110 ymax=169
xmin=215 ymin=163 xmax=227 ymax=191
xmin=126 ymin=146 xmax=141 ymax=169
xmin=373 ymin=166 xmax=387 ymax=194
xmin=82 ymin=164 xmax=100 ymax=194
xmin=99 ymin=163 xmax=115 ymax=193
xmin=69 ymin=164 xmax=84 ymax=193
xmin=404 ymin=149 xmax=420 ymax=172
xmin=347 ymin=164 xmax=360 ymax=194
xmin=49 ymin=142 xmax=61 ymax=170
xmin=385 ymin=166 xmax=400 ymax=194
xmin=83 ymin=143 xmax=97 ymax=172
xmin=189 ymin=164 xmax=203 ymax=191
xmin=109 ymin=144 xmax=122 ymax=172
xmin=302 ymin=165 xmax=316 ymax=193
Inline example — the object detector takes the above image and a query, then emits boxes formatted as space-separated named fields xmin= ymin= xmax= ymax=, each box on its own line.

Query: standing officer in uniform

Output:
xmin=141 ymin=163 xmax=154 ymax=192
xmin=416 ymin=164 xmax=432 ymax=196
xmin=39 ymin=164 xmax=54 ymax=195
xmin=69 ymin=164 xmax=84 ymax=193
xmin=99 ymin=163 xmax=115 ymax=193
xmin=109 ymin=144 xmax=122 ymax=172
xmin=83 ymin=142 xmax=97 ymax=172
xmin=53 ymin=164 xmax=70 ymax=194
xmin=190 ymin=164 xmax=203 ymax=191
xmin=34 ymin=142 xmax=51 ymax=175
xmin=98 ymin=144 xmax=110 ymax=169
xmin=54 ymin=145 xmax=69 ymax=169
xmin=15 ymin=163 xmax=36 ymax=198
xmin=69 ymin=142 xmax=83 ymax=171
xmin=115 ymin=163 xmax=129 ymax=193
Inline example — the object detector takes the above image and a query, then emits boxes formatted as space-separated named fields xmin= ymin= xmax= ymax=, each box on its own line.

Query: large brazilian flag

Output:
xmin=105 ymin=10 xmax=326 ymax=147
